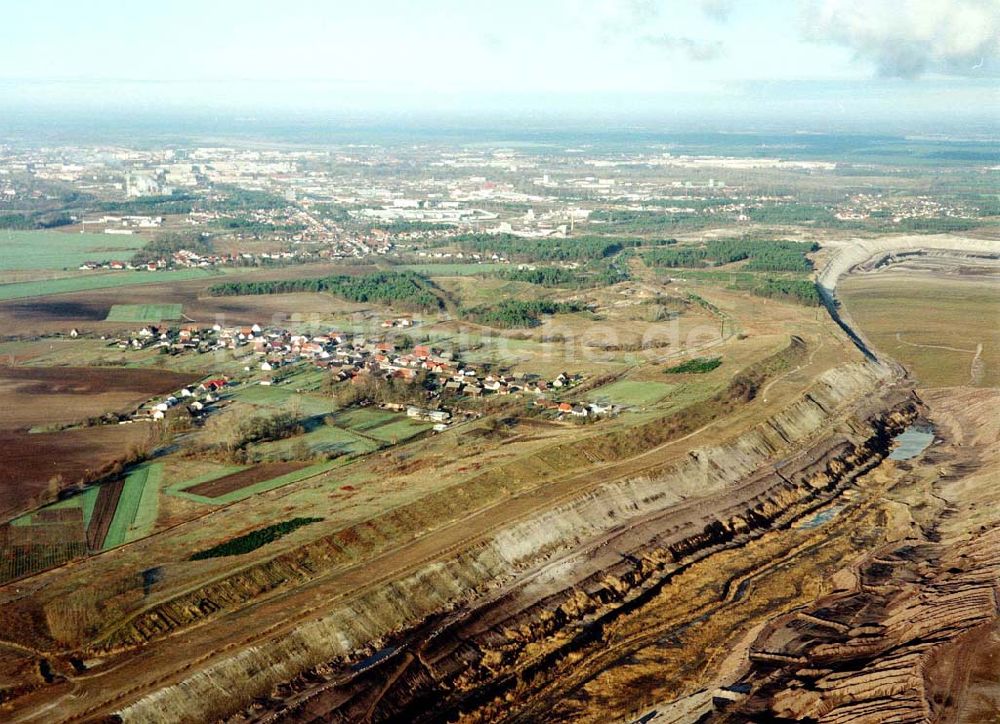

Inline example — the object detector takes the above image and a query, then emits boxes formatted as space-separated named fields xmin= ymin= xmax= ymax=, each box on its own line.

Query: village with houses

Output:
xmin=106 ymin=316 xmax=619 ymax=431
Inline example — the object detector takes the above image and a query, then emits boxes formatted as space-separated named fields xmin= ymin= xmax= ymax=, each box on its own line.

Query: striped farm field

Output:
xmin=87 ymin=478 xmax=126 ymax=550
xmin=102 ymin=463 xmax=163 ymax=549
xmin=0 ymin=268 xmax=219 ymax=301
xmin=105 ymin=303 xmax=183 ymax=322
xmin=170 ymin=460 xmax=341 ymax=505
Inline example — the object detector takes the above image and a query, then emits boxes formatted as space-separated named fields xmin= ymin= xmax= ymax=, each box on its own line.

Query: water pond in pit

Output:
xmin=889 ymin=425 xmax=935 ymax=461
xmin=792 ymin=425 xmax=934 ymax=531
xmin=798 ymin=505 xmax=845 ymax=530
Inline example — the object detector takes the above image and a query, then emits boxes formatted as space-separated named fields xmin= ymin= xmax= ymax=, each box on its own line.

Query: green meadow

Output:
xmin=587 ymin=379 xmax=676 ymax=406
xmin=0 ymin=268 xmax=219 ymax=301
xmin=0 ymin=230 xmax=142 ymax=271
xmin=106 ymin=303 xmax=184 ymax=322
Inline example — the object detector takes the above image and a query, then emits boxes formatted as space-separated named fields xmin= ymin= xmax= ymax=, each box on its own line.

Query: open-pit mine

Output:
xmin=0 ymin=233 xmax=994 ymax=724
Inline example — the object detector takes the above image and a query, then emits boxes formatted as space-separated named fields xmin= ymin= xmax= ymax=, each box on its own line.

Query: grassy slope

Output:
xmin=586 ymin=379 xmax=676 ymax=406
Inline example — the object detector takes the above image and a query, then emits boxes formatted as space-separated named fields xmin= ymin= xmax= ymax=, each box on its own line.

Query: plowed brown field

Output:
xmin=0 ymin=366 xmax=197 ymax=429
xmin=185 ymin=461 xmax=309 ymax=498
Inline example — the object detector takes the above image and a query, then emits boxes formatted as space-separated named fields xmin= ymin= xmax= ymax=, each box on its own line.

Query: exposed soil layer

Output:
xmin=711 ymin=387 xmax=1000 ymax=724
xmin=185 ymin=462 xmax=309 ymax=498
xmin=228 ymin=382 xmax=1000 ymax=724
xmin=0 ymin=365 xmax=194 ymax=521
xmin=4 ymin=300 xmax=109 ymax=322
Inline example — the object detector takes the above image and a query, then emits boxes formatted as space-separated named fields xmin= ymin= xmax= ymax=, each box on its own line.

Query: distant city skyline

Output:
xmin=2 ymin=0 xmax=997 ymax=129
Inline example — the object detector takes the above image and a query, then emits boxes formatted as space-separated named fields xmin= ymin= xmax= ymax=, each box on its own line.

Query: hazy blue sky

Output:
xmin=1 ymin=0 xmax=997 ymax=124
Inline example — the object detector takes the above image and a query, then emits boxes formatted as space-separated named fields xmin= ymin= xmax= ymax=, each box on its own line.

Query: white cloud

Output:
xmin=578 ymin=0 xmax=732 ymax=61
xmin=587 ymin=0 xmax=735 ymax=26
xmin=804 ymin=0 xmax=1000 ymax=77
xmin=642 ymin=35 xmax=725 ymax=61
xmin=699 ymin=0 xmax=736 ymax=22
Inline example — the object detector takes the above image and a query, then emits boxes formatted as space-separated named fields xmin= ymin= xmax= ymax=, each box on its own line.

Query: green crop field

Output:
xmin=11 ymin=485 xmax=100 ymax=529
xmin=102 ymin=463 xmax=163 ymax=549
xmin=106 ymin=303 xmax=184 ymax=322
xmin=587 ymin=379 xmax=676 ymax=407
xmin=228 ymin=383 xmax=337 ymax=417
xmin=0 ymin=230 xmax=142 ymax=271
xmin=332 ymin=408 xmax=399 ymax=431
xmin=130 ymin=463 xmax=165 ymax=539
xmin=331 ymin=408 xmax=431 ymax=441
xmin=364 ymin=418 xmax=433 ymax=442
xmin=0 ymin=268 xmax=219 ymax=301
xmin=254 ymin=425 xmax=378 ymax=460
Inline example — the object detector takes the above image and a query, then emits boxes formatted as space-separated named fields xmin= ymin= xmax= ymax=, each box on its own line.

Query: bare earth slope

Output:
xmin=710 ymin=386 xmax=1000 ymax=724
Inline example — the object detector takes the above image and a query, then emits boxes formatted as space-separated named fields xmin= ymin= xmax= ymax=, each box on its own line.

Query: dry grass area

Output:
xmin=435 ymin=275 xmax=551 ymax=306
xmin=421 ymin=280 xmax=726 ymax=380
xmin=840 ymin=269 xmax=1000 ymax=388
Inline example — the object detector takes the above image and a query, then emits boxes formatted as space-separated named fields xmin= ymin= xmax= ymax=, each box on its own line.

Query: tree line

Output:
xmin=460 ymin=299 xmax=586 ymax=328
xmin=644 ymin=239 xmax=818 ymax=272
xmin=743 ymin=278 xmax=821 ymax=305
xmin=487 ymin=255 xmax=631 ymax=288
xmin=450 ymin=233 xmax=634 ymax=262
xmin=207 ymin=271 xmax=443 ymax=311
xmin=0 ymin=212 xmax=75 ymax=230
xmin=130 ymin=230 xmax=213 ymax=265
xmin=213 ymin=217 xmax=306 ymax=235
